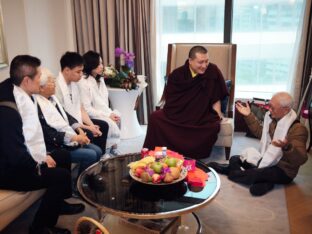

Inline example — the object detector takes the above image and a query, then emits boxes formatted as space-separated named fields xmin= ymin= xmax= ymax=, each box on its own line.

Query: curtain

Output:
xmin=289 ymin=1 xmax=311 ymax=111
xmin=301 ymin=3 xmax=312 ymax=105
xmin=73 ymin=0 xmax=154 ymax=124
xmin=73 ymin=0 xmax=116 ymax=64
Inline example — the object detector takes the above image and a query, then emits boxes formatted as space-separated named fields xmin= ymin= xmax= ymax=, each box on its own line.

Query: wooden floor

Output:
xmin=285 ymin=151 xmax=312 ymax=234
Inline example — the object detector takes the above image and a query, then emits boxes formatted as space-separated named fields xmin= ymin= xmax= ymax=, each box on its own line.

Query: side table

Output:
xmin=107 ymin=87 xmax=145 ymax=139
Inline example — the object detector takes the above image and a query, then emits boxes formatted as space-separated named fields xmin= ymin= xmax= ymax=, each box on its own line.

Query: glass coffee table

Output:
xmin=77 ymin=153 xmax=220 ymax=233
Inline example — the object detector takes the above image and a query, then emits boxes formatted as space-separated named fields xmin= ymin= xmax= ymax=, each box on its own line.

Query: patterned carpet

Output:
xmin=2 ymin=128 xmax=290 ymax=234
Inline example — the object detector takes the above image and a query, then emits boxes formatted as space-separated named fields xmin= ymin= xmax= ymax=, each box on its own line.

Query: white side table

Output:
xmin=107 ymin=87 xmax=146 ymax=139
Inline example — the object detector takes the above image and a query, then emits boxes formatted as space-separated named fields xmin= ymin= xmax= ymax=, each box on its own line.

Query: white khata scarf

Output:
xmin=56 ymin=72 xmax=82 ymax=123
xmin=35 ymin=94 xmax=77 ymax=146
xmin=240 ymin=109 xmax=297 ymax=168
xmin=13 ymin=85 xmax=46 ymax=163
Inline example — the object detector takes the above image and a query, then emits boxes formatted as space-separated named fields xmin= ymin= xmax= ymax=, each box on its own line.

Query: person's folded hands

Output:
xmin=46 ymin=155 xmax=56 ymax=168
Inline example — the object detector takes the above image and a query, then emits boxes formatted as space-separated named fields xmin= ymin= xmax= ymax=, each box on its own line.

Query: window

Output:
xmin=156 ymin=0 xmax=306 ymax=101
xmin=156 ymin=0 xmax=225 ymax=102
xmin=232 ymin=0 xmax=305 ymax=99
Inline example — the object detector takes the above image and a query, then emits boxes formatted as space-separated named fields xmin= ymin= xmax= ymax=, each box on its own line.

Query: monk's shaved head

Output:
xmin=189 ymin=46 xmax=208 ymax=59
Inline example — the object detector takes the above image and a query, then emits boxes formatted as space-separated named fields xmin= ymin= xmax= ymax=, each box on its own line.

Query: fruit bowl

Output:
xmin=129 ymin=167 xmax=188 ymax=185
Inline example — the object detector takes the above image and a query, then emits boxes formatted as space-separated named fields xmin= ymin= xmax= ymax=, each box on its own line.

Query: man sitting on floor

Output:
xmin=143 ymin=45 xmax=228 ymax=159
xmin=208 ymin=92 xmax=308 ymax=196
xmin=0 ymin=55 xmax=84 ymax=234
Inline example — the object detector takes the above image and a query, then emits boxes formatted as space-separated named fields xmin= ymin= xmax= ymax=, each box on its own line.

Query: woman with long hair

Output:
xmin=79 ymin=51 xmax=121 ymax=155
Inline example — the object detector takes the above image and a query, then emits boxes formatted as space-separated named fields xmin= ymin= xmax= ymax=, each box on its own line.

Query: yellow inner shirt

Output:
xmin=189 ymin=67 xmax=197 ymax=78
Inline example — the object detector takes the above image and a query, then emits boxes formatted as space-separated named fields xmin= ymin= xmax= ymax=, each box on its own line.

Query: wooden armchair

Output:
xmin=160 ymin=43 xmax=237 ymax=160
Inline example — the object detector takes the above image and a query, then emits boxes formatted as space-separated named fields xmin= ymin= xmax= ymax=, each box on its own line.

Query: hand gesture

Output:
xmin=46 ymin=155 xmax=56 ymax=168
xmin=236 ymin=102 xmax=251 ymax=116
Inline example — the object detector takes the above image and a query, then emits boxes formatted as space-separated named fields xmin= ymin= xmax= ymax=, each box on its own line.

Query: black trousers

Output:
xmin=88 ymin=119 xmax=109 ymax=152
xmin=0 ymin=149 xmax=71 ymax=228
xmin=227 ymin=155 xmax=293 ymax=186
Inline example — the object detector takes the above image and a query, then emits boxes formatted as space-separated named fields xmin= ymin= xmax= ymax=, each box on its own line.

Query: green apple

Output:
xmin=166 ymin=157 xmax=177 ymax=167
xmin=151 ymin=162 xmax=163 ymax=174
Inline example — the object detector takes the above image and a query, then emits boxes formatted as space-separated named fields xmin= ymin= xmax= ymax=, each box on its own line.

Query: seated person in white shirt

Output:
xmin=0 ymin=55 xmax=84 ymax=234
xmin=80 ymin=50 xmax=121 ymax=155
xmin=55 ymin=51 xmax=109 ymax=153
xmin=36 ymin=68 xmax=102 ymax=180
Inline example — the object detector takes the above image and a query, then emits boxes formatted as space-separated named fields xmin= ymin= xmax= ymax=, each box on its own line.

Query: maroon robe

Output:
xmin=144 ymin=60 xmax=228 ymax=159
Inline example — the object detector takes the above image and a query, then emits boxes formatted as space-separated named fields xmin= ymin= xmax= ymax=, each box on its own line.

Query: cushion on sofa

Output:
xmin=0 ymin=189 xmax=45 ymax=231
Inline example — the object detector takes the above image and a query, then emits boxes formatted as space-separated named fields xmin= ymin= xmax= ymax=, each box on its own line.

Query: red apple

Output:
xmin=152 ymin=174 xmax=161 ymax=183
xmin=135 ymin=167 xmax=145 ymax=178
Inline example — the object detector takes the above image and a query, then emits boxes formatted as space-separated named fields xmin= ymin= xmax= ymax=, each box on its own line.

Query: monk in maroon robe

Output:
xmin=144 ymin=46 xmax=228 ymax=159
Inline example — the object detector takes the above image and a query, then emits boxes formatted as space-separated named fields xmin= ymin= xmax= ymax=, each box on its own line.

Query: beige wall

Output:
xmin=0 ymin=0 xmax=76 ymax=81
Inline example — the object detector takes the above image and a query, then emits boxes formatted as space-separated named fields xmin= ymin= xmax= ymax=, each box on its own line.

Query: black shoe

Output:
xmin=29 ymin=226 xmax=71 ymax=234
xmin=206 ymin=162 xmax=230 ymax=175
xmin=72 ymin=189 xmax=80 ymax=198
xmin=249 ymin=183 xmax=274 ymax=196
xmin=72 ymin=184 xmax=80 ymax=198
xmin=59 ymin=201 xmax=85 ymax=215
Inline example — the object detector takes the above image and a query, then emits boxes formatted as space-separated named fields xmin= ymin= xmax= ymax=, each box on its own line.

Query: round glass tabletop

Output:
xmin=77 ymin=153 xmax=220 ymax=219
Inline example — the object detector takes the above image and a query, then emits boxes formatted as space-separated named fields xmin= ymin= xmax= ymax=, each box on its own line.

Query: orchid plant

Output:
xmin=103 ymin=47 xmax=138 ymax=90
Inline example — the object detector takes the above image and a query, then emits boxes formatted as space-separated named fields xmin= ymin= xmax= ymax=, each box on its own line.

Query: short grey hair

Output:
xmin=40 ymin=68 xmax=55 ymax=86
xmin=273 ymin=92 xmax=294 ymax=109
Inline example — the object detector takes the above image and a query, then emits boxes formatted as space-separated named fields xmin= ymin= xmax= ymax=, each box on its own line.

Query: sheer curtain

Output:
xmin=73 ymin=0 xmax=154 ymax=123
xmin=289 ymin=0 xmax=311 ymax=110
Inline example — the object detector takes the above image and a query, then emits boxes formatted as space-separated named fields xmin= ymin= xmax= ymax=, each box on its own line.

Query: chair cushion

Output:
xmin=215 ymin=134 xmax=233 ymax=147
xmin=215 ymin=118 xmax=233 ymax=147
xmin=219 ymin=118 xmax=234 ymax=136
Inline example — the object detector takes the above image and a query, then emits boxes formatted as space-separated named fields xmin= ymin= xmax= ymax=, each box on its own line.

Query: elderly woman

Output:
xmin=35 ymin=68 xmax=102 ymax=183
xmin=79 ymin=50 xmax=121 ymax=155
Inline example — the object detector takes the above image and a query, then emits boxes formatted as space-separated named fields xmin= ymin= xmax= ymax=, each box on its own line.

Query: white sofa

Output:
xmin=0 ymin=162 xmax=79 ymax=231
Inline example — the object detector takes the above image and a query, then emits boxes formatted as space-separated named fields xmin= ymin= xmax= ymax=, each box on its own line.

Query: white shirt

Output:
xmin=78 ymin=75 xmax=113 ymax=119
xmin=55 ymin=72 xmax=82 ymax=123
